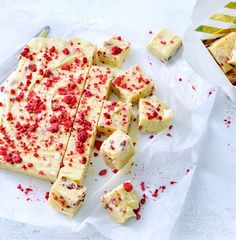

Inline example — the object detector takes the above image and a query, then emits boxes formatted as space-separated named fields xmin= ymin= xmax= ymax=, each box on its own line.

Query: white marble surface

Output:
xmin=0 ymin=0 xmax=236 ymax=239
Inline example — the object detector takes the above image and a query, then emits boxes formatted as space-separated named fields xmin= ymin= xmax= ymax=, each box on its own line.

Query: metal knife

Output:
xmin=0 ymin=26 xmax=50 ymax=85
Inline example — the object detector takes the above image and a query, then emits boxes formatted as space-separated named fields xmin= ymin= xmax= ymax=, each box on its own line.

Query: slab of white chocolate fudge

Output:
xmin=111 ymin=64 xmax=154 ymax=103
xmin=147 ymin=28 xmax=182 ymax=63
xmin=48 ymin=176 xmax=86 ymax=218
xmin=138 ymin=96 xmax=173 ymax=133
xmin=97 ymin=100 xmax=132 ymax=135
xmin=101 ymin=181 xmax=139 ymax=223
xmin=58 ymin=66 xmax=114 ymax=183
xmin=208 ymin=32 xmax=236 ymax=73
xmin=228 ymin=40 xmax=236 ymax=65
xmin=0 ymin=37 xmax=96 ymax=182
xmin=100 ymin=130 xmax=135 ymax=170
xmin=96 ymin=35 xmax=130 ymax=68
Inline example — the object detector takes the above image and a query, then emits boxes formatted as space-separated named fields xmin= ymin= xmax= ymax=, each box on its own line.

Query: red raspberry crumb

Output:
xmin=63 ymin=48 xmax=70 ymax=55
xmin=94 ymin=140 xmax=103 ymax=150
xmin=123 ymin=182 xmax=133 ymax=192
xmin=45 ymin=192 xmax=49 ymax=200
xmin=27 ymin=163 xmax=33 ymax=168
xmin=111 ymin=46 xmax=122 ymax=55
xmin=99 ymin=169 xmax=107 ymax=176
xmin=79 ymin=156 xmax=87 ymax=164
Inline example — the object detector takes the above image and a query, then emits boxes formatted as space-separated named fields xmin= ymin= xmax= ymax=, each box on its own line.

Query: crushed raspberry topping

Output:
xmin=111 ymin=46 xmax=122 ymax=55
xmin=25 ymin=91 xmax=46 ymax=114
xmin=123 ymin=182 xmax=133 ymax=192
xmin=79 ymin=156 xmax=87 ymax=164
xmin=94 ymin=140 xmax=103 ymax=150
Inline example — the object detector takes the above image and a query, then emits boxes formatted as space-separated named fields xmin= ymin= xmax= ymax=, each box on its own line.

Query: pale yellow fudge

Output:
xmin=96 ymin=35 xmax=130 ymax=68
xmin=97 ymin=100 xmax=132 ymax=135
xmin=58 ymin=97 xmax=104 ymax=183
xmin=208 ymin=32 xmax=236 ymax=73
xmin=147 ymin=28 xmax=182 ymax=63
xmin=100 ymin=181 xmax=139 ymax=223
xmin=138 ymin=96 xmax=173 ymax=133
xmin=58 ymin=66 xmax=113 ymax=183
xmin=100 ymin=130 xmax=135 ymax=170
xmin=228 ymin=40 xmax=236 ymax=65
xmin=0 ymin=37 xmax=96 ymax=182
xmin=111 ymin=64 xmax=154 ymax=103
xmin=48 ymin=176 xmax=86 ymax=218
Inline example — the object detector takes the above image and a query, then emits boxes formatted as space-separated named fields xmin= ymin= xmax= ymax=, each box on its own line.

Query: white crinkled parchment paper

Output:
xmin=0 ymin=15 xmax=216 ymax=240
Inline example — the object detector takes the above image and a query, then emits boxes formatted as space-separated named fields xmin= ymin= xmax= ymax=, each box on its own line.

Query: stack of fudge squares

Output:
xmin=0 ymin=28 xmax=181 ymax=223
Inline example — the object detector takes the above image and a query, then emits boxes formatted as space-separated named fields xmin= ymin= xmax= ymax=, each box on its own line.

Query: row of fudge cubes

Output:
xmin=48 ymin=66 xmax=115 ymax=217
xmin=95 ymin=29 xmax=182 ymax=69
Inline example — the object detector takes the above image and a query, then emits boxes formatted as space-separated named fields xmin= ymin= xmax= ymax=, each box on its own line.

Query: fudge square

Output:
xmin=97 ymin=100 xmax=132 ymax=135
xmin=100 ymin=181 xmax=139 ymax=223
xmin=96 ymin=35 xmax=130 ymax=68
xmin=138 ymin=96 xmax=173 ymax=133
xmin=147 ymin=28 xmax=182 ymax=63
xmin=208 ymin=32 xmax=236 ymax=72
xmin=111 ymin=64 xmax=154 ymax=103
xmin=100 ymin=129 xmax=135 ymax=170
xmin=48 ymin=176 xmax=86 ymax=218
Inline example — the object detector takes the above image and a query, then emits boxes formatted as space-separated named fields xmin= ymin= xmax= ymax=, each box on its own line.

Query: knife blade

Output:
xmin=0 ymin=25 xmax=50 ymax=85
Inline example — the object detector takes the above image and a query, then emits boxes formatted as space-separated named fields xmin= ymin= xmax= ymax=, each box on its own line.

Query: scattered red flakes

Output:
xmin=152 ymin=189 xmax=159 ymax=197
xmin=149 ymin=30 xmax=153 ymax=35
xmin=60 ymin=162 xmax=65 ymax=168
xmin=186 ymin=169 xmax=190 ymax=174
xmin=166 ymin=133 xmax=172 ymax=137
xmin=159 ymin=185 xmax=166 ymax=192
xmin=170 ymin=181 xmax=177 ymax=185
xmin=45 ymin=192 xmax=49 ymax=200
xmin=140 ymin=181 xmax=145 ymax=192
xmin=192 ymin=85 xmax=196 ymax=91
xmin=13 ymin=155 xmax=22 ymax=164
xmin=10 ymin=89 xmax=16 ymax=95
xmin=149 ymin=135 xmax=154 ymax=139
xmin=111 ymin=46 xmax=122 ymax=55
xmin=208 ymin=91 xmax=212 ymax=97
xmin=104 ymin=112 xmax=111 ymax=119
xmin=94 ymin=140 xmax=103 ymax=150
xmin=94 ymin=152 xmax=99 ymax=157
xmin=25 ymin=91 xmax=46 ymax=114
xmin=7 ymin=112 xmax=13 ymax=121
xmin=48 ymin=123 xmax=59 ymax=133
xmin=168 ymin=125 xmax=173 ymax=130
xmin=140 ymin=194 xmax=147 ymax=205
xmin=178 ymin=77 xmax=182 ymax=82
xmin=123 ymin=182 xmax=133 ymax=192
xmin=99 ymin=169 xmax=107 ymax=176
xmin=112 ymin=169 xmax=118 ymax=174
xmin=224 ymin=117 xmax=231 ymax=128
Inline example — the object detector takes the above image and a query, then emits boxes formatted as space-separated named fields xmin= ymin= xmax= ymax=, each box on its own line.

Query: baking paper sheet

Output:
xmin=0 ymin=12 xmax=216 ymax=240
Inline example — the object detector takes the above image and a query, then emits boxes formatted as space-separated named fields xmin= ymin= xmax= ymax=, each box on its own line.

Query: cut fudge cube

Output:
xmin=97 ymin=35 xmax=130 ymax=68
xmin=138 ymin=96 xmax=173 ymax=133
xmin=100 ymin=130 xmax=135 ymax=170
xmin=111 ymin=65 xmax=154 ymax=103
xmin=228 ymin=40 xmax=236 ymax=65
xmin=100 ymin=181 xmax=139 ymax=223
xmin=97 ymin=100 xmax=132 ymax=135
xmin=147 ymin=28 xmax=182 ymax=63
xmin=208 ymin=32 xmax=236 ymax=73
xmin=48 ymin=176 xmax=86 ymax=218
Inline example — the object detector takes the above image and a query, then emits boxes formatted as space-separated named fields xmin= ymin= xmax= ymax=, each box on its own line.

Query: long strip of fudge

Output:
xmin=58 ymin=66 xmax=114 ymax=183
xmin=0 ymin=37 xmax=96 ymax=182
xmin=48 ymin=66 xmax=114 ymax=217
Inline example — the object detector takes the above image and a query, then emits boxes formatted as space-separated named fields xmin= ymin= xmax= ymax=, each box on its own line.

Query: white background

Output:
xmin=0 ymin=0 xmax=236 ymax=239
